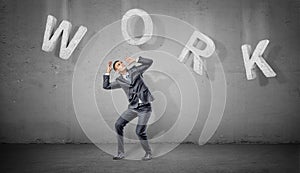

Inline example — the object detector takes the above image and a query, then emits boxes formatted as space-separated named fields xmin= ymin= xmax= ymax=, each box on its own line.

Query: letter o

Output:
xmin=121 ymin=9 xmax=153 ymax=45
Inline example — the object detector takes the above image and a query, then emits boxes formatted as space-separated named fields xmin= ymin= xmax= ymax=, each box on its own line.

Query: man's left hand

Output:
xmin=125 ymin=57 xmax=136 ymax=65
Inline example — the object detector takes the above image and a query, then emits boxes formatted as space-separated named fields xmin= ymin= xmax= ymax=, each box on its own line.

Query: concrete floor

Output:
xmin=0 ymin=144 xmax=299 ymax=173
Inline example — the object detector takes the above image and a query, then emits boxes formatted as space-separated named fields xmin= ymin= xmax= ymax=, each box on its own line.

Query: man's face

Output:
xmin=114 ymin=61 xmax=126 ymax=72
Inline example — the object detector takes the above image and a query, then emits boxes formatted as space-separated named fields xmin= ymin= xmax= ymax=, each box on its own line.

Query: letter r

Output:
xmin=178 ymin=31 xmax=215 ymax=75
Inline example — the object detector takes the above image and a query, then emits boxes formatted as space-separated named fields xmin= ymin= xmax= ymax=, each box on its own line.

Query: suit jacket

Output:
xmin=103 ymin=56 xmax=155 ymax=109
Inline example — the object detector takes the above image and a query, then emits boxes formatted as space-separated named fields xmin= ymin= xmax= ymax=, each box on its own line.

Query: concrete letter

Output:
xmin=121 ymin=9 xmax=153 ymax=45
xmin=241 ymin=40 xmax=276 ymax=80
xmin=178 ymin=31 xmax=215 ymax=75
xmin=42 ymin=15 xmax=87 ymax=60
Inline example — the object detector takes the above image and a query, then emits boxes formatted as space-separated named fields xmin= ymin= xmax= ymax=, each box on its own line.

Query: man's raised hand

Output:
xmin=106 ymin=61 xmax=113 ymax=73
xmin=125 ymin=57 xmax=136 ymax=65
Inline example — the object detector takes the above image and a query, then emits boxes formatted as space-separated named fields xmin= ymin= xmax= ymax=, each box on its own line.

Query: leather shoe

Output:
xmin=141 ymin=153 xmax=152 ymax=161
xmin=113 ymin=153 xmax=125 ymax=160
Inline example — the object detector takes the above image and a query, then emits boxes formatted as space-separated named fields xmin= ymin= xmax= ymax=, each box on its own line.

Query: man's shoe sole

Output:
xmin=142 ymin=157 xmax=152 ymax=161
xmin=113 ymin=156 xmax=125 ymax=160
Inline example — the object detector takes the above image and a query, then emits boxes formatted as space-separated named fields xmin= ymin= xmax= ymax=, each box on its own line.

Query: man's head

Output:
xmin=113 ymin=60 xmax=126 ymax=73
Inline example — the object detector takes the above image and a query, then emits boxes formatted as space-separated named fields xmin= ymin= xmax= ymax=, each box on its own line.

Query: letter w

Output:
xmin=42 ymin=15 xmax=87 ymax=60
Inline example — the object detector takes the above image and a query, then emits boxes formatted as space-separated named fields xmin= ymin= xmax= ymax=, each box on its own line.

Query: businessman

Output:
xmin=103 ymin=56 xmax=155 ymax=161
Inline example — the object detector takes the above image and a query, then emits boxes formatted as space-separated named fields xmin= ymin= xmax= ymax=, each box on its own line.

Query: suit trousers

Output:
xmin=114 ymin=103 xmax=152 ymax=155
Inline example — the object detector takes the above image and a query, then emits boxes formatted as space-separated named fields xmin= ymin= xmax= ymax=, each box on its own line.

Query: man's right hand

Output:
xmin=106 ymin=61 xmax=112 ymax=73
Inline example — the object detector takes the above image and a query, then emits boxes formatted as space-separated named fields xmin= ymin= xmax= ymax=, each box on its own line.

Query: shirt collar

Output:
xmin=122 ymin=71 xmax=129 ymax=78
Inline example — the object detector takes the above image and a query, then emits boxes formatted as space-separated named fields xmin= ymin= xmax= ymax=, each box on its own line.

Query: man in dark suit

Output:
xmin=103 ymin=56 xmax=154 ymax=160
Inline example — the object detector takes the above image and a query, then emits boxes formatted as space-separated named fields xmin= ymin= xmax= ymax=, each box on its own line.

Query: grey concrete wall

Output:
xmin=0 ymin=0 xmax=299 ymax=143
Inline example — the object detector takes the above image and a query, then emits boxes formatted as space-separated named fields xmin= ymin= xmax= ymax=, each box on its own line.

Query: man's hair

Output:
xmin=113 ymin=60 xmax=120 ymax=71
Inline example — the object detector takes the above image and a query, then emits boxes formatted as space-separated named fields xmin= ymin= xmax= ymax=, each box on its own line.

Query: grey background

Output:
xmin=0 ymin=0 xmax=299 ymax=144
